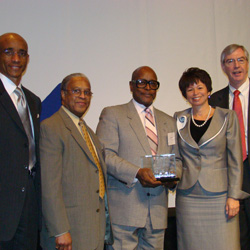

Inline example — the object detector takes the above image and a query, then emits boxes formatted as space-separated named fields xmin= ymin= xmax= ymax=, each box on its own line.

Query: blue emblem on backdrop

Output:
xmin=40 ymin=83 xmax=61 ymax=121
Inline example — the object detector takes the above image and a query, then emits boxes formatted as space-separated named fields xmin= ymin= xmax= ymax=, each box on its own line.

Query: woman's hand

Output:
xmin=226 ymin=197 xmax=240 ymax=219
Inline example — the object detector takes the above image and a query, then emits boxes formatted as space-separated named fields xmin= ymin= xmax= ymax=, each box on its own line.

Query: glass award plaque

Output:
xmin=141 ymin=154 xmax=179 ymax=182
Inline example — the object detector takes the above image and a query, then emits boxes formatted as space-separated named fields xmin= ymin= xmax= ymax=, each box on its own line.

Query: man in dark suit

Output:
xmin=0 ymin=33 xmax=41 ymax=249
xmin=209 ymin=44 xmax=250 ymax=250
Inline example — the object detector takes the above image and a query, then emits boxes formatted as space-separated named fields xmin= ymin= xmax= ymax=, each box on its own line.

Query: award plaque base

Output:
xmin=156 ymin=177 xmax=180 ymax=182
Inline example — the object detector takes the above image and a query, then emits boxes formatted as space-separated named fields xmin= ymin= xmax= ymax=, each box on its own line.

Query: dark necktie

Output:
xmin=233 ymin=90 xmax=247 ymax=161
xmin=14 ymin=87 xmax=36 ymax=169
xmin=145 ymin=108 xmax=158 ymax=155
xmin=79 ymin=119 xmax=105 ymax=199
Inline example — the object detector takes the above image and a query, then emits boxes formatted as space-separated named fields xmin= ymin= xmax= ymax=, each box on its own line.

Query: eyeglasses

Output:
xmin=224 ymin=57 xmax=248 ymax=66
xmin=64 ymin=88 xmax=93 ymax=97
xmin=2 ymin=48 xmax=28 ymax=58
xmin=131 ymin=79 xmax=160 ymax=90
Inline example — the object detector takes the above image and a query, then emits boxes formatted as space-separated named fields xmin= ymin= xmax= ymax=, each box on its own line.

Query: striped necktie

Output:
xmin=14 ymin=87 xmax=36 ymax=170
xmin=79 ymin=119 xmax=105 ymax=199
xmin=145 ymin=108 xmax=158 ymax=155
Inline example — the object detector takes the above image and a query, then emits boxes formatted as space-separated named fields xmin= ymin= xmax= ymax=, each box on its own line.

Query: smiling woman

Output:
xmin=174 ymin=67 xmax=249 ymax=250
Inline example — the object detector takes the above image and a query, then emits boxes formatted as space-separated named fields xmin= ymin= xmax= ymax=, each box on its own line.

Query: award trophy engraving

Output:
xmin=141 ymin=154 xmax=179 ymax=182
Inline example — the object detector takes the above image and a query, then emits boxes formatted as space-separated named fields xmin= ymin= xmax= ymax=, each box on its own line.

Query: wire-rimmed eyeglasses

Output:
xmin=2 ymin=48 xmax=28 ymax=58
xmin=224 ymin=57 xmax=248 ymax=66
xmin=63 ymin=88 xmax=93 ymax=97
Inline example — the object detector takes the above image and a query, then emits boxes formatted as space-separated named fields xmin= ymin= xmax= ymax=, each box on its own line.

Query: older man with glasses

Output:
xmin=40 ymin=73 xmax=112 ymax=250
xmin=96 ymin=66 xmax=182 ymax=250
xmin=209 ymin=44 xmax=250 ymax=250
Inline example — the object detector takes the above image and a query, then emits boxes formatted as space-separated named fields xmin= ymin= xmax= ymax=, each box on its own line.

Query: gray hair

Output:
xmin=221 ymin=44 xmax=249 ymax=64
xmin=61 ymin=73 xmax=90 ymax=91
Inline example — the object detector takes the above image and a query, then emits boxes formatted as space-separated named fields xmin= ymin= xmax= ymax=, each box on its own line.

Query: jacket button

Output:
xmin=96 ymin=209 xmax=100 ymax=213
xmin=96 ymin=190 xmax=99 ymax=193
xmin=147 ymin=193 xmax=150 ymax=196
xmin=21 ymin=187 xmax=25 ymax=192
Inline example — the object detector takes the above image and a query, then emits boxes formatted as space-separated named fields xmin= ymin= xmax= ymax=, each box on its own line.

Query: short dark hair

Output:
xmin=179 ymin=67 xmax=212 ymax=99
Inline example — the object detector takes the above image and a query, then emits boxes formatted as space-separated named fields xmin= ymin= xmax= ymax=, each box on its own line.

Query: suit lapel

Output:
xmin=198 ymin=107 xmax=227 ymax=146
xmin=177 ymin=110 xmax=198 ymax=149
xmin=0 ymin=79 xmax=26 ymax=134
xmin=246 ymin=80 xmax=250 ymax=166
xmin=87 ymin=128 xmax=108 ymax=184
xmin=23 ymin=87 xmax=39 ymax=139
xmin=154 ymin=109 xmax=169 ymax=154
xmin=213 ymin=86 xmax=229 ymax=108
xmin=58 ymin=107 xmax=96 ymax=164
xmin=127 ymin=101 xmax=151 ymax=155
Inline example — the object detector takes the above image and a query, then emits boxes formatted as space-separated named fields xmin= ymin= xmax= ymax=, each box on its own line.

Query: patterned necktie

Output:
xmin=79 ymin=119 xmax=105 ymax=199
xmin=14 ymin=87 xmax=36 ymax=169
xmin=233 ymin=90 xmax=247 ymax=161
xmin=145 ymin=108 xmax=158 ymax=155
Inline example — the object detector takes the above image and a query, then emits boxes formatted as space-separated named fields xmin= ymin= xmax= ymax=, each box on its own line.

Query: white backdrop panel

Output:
xmin=1 ymin=0 xmax=250 ymax=206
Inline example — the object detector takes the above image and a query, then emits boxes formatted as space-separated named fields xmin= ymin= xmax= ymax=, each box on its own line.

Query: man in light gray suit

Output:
xmin=40 ymin=73 xmax=112 ymax=250
xmin=96 ymin=66 xmax=182 ymax=250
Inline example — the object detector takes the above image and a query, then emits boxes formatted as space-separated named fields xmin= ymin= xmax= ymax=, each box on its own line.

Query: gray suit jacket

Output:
xmin=175 ymin=107 xmax=247 ymax=199
xmin=40 ymin=107 xmax=111 ymax=250
xmin=96 ymin=100 xmax=182 ymax=230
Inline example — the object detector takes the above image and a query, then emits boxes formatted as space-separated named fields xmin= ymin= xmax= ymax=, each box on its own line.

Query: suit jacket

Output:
xmin=175 ymin=107 xmax=247 ymax=199
xmin=40 ymin=107 xmax=111 ymax=250
xmin=96 ymin=100 xmax=182 ymax=230
xmin=0 ymin=79 xmax=41 ymax=241
xmin=209 ymin=85 xmax=250 ymax=193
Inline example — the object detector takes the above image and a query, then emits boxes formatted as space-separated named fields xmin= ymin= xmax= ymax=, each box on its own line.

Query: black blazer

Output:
xmin=0 ymin=79 xmax=41 ymax=240
xmin=209 ymin=85 xmax=250 ymax=193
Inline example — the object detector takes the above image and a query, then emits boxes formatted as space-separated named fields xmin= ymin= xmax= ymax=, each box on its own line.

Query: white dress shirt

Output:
xmin=229 ymin=78 xmax=249 ymax=154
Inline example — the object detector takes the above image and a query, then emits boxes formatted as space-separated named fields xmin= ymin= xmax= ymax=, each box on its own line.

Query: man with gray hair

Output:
xmin=210 ymin=44 xmax=250 ymax=250
xmin=40 ymin=73 xmax=112 ymax=250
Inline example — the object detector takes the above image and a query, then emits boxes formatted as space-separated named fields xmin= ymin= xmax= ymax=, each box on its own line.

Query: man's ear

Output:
xmin=221 ymin=63 xmax=226 ymax=74
xmin=61 ymin=90 xmax=66 ymax=104
xmin=129 ymin=81 xmax=133 ymax=92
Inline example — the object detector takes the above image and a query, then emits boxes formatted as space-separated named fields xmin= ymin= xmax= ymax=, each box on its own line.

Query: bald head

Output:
xmin=0 ymin=33 xmax=28 ymax=50
xmin=131 ymin=66 xmax=157 ymax=81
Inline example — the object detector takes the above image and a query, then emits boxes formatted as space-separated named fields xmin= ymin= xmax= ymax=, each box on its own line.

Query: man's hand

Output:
xmin=55 ymin=232 xmax=72 ymax=250
xmin=226 ymin=197 xmax=240 ymax=219
xmin=136 ymin=168 xmax=162 ymax=187
xmin=163 ymin=181 xmax=177 ymax=189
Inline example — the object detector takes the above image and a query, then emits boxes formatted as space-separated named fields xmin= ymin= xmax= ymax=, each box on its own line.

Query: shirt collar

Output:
xmin=132 ymin=99 xmax=154 ymax=115
xmin=0 ymin=73 xmax=22 ymax=96
xmin=229 ymin=78 xmax=249 ymax=95
xmin=62 ymin=105 xmax=85 ymax=126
